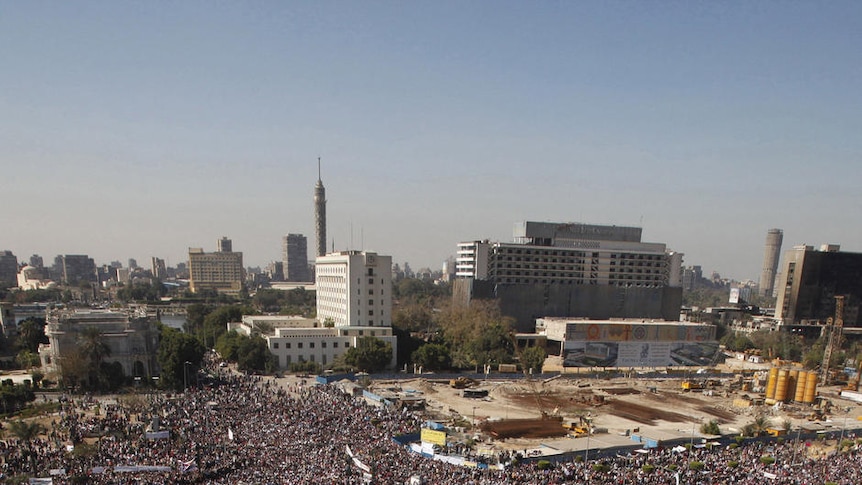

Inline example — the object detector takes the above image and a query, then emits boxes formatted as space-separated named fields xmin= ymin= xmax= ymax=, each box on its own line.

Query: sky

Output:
xmin=2 ymin=1 xmax=861 ymax=281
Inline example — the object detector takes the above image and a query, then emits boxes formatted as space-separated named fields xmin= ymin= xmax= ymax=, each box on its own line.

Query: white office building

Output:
xmin=315 ymin=251 xmax=392 ymax=328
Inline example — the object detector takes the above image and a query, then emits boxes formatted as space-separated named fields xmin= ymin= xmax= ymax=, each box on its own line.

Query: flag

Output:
xmin=180 ymin=459 xmax=198 ymax=473
xmin=228 ymin=428 xmax=234 ymax=441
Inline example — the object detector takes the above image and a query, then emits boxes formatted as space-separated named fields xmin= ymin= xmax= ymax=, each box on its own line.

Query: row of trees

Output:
xmin=719 ymin=327 xmax=856 ymax=370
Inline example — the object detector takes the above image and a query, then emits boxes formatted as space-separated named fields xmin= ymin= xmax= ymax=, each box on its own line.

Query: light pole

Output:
xmin=184 ymin=361 xmax=192 ymax=391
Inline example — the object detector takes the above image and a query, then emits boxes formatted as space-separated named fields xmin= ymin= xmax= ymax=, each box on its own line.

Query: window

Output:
xmin=368 ymin=299 xmax=374 ymax=305
xmin=322 ymin=342 xmax=327 ymax=348
xmin=273 ymin=342 xmax=279 ymax=349
xmin=286 ymin=343 xmax=291 ymax=349
xmin=368 ymin=310 xmax=374 ymax=316
xmin=369 ymin=278 xmax=374 ymax=284
xmin=333 ymin=342 xmax=338 ymax=348
xmin=368 ymin=289 xmax=374 ymax=295
xmin=285 ymin=356 xmax=291 ymax=365
xmin=368 ymin=268 xmax=374 ymax=276
xmin=310 ymin=342 xmax=315 ymax=349
xmin=359 ymin=330 xmax=364 ymax=336
xmin=298 ymin=342 xmax=303 ymax=349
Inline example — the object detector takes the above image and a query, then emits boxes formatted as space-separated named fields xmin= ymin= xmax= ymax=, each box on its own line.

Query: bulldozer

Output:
xmin=449 ymin=377 xmax=477 ymax=389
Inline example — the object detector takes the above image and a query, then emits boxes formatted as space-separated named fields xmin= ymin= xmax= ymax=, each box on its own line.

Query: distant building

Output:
xmin=29 ymin=254 xmax=43 ymax=268
xmin=188 ymin=239 xmax=244 ymax=295
xmin=315 ymin=251 xmax=392 ymax=327
xmin=217 ymin=236 xmax=232 ymax=253
xmin=152 ymin=257 xmax=167 ymax=280
xmin=454 ymin=222 xmax=683 ymax=331
xmin=60 ymin=255 xmax=97 ymax=285
xmin=775 ymin=244 xmax=862 ymax=328
xmin=17 ymin=265 xmax=54 ymax=291
xmin=40 ymin=309 xmax=160 ymax=378
xmin=283 ymin=234 xmax=311 ymax=282
xmin=128 ymin=258 xmax=138 ymax=269
xmin=759 ymin=229 xmax=783 ymax=297
xmin=682 ymin=266 xmax=703 ymax=291
xmin=0 ymin=251 xmax=18 ymax=287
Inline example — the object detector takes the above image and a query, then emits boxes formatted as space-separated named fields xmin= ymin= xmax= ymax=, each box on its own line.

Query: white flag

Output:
xmin=228 ymin=428 xmax=234 ymax=441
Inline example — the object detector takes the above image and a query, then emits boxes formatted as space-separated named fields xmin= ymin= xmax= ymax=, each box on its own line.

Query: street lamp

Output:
xmin=184 ymin=361 xmax=192 ymax=391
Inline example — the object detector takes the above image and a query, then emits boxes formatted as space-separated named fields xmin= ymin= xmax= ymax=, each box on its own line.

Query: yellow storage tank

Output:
xmin=794 ymin=370 xmax=808 ymax=402
xmin=765 ymin=367 xmax=779 ymax=399
xmin=775 ymin=369 xmax=789 ymax=402
xmin=788 ymin=369 xmax=800 ymax=400
xmin=803 ymin=371 xmax=818 ymax=403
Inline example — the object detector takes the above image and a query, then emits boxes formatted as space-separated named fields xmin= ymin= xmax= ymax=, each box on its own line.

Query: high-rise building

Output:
xmin=775 ymin=244 xmax=862 ymax=328
xmin=454 ymin=221 xmax=683 ymax=330
xmin=188 ymin=239 xmax=244 ymax=295
xmin=217 ymin=237 xmax=233 ymax=253
xmin=128 ymin=259 xmax=138 ymax=269
xmin=0 ymin=251 xmax=18 ymax=287
xmin=61 ymin=255 xmax=96 ymax=285
xmin=151 ymin=257 xmax=167 ymax=280
xmin=314 ymin=158 xmax=327 ymax=258
xmin=283 ymin=234 xmax=311 ymax=282
xmin=315 ymin=251 xmax=392 ymax=327
xmin=759 ymin=228 xmax=783 ymax=298
xmin=29 ymin=255 xmax=43 ymax=268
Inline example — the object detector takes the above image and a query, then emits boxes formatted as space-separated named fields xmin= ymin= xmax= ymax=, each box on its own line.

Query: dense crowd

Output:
xmin=1 ymin=363 xmax=861 ymax=484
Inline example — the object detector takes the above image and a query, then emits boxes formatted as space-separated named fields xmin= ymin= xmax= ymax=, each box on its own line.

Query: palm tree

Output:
xmin=78 ymin=326 xmax=111 ymax=390
xmin=7 ymin=420 xmax=46 ymax=472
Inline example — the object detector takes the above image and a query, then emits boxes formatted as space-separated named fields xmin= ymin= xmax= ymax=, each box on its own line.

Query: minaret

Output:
xmin=314 ymin=157 xmax=327 ymax=257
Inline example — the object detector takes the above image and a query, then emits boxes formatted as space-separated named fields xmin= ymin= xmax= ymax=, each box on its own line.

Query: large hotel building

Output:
xmin=455 ymin=221 xmax=683 ymax=330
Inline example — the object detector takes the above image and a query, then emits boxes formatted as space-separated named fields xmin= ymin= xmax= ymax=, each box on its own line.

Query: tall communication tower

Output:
xmin=314 ymin=158 xmax=327 ymax=258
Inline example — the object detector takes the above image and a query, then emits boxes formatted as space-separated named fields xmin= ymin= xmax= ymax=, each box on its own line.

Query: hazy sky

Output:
xmin=3 ymin=2 xmax=861 ymax=280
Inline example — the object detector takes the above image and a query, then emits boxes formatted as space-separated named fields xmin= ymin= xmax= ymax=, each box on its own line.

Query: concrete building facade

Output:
xmin=315 ymin=251 xmax=392 ymax=327
xmin=775 ymin=244 xmax=862 ymax=328
xmin=230 ymin=316 xmax=397 ymax=370
xmin=40 ymin=309 xmax=160 ymax=378
xmin=0 ymin=251 xmax=18 ymax=288
xmin=188 ymin=240 xmax=244 ymax=295
xmin=283 ymin=233 xmax=311 ymax=282
xmin=60 ymin=255 xmax=97 ymax=285
xmin=759 ymin=229 xmax=784 ymax=298
xmin=454 ymin=222 xmax=683 ymax=330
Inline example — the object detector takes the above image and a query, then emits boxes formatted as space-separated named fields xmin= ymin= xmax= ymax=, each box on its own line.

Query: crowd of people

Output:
xmin=1 ymin=361 xmax=862 ymax=484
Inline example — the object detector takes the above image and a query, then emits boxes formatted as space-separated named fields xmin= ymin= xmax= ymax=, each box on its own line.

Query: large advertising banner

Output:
xmin=563 ymin=341 xmax=718 ymax=368
xmin=421 ymin=428 xmax=447 ymax=446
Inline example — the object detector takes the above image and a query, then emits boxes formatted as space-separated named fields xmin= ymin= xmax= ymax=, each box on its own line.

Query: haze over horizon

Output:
xmin=3 ymin=2 xmax=861 ymax=282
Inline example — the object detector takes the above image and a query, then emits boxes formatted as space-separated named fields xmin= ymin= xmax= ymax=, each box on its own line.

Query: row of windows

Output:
xmin=272 ymin=340 xmax=349 ymax=350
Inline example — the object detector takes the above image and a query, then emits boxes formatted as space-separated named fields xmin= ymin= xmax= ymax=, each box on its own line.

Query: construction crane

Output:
xmin=820 ymin=295 xmax=845 ymax=386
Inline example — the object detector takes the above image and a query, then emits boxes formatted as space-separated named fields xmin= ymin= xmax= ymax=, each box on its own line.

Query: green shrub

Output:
xmin=727 ymin=460 xmax=739 ymax=468
xmin=734 ymin=436 xmax=745 ymax=445
xmin=642 ymin=464 xmax=655 ymax=473
xmin=668 ymin=464 xmax=678 ymax=471
xmin=592 ymin=463 xmax=610 ymax=473
xmin=728 ymin=443 xmax=738 ymax=450
xmin=759 ymin=455 xmax=775 ymax=465
xmin=689 ymin=461 xmax=704 ymax=471
xmin=537 ymin=460 xmax=551 ymax=470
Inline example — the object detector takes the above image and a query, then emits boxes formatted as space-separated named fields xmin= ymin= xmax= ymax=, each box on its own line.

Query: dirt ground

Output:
xmin=369 ymin=359 xmax=862 ymax=455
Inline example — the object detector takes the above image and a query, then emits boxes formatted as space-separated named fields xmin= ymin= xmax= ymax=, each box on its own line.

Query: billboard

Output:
xmin=420 ymin=428 xmax=446 ymax=446
xmin=560 ymin=322 xmax=718 ymax=368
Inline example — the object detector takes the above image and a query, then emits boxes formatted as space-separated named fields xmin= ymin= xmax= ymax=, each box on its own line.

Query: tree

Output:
xmin=344 ymin=337 xmax=393 ymax=373
xmin=437 ymin=300 xmax=515 ymax=369
xmin=236 ymin=335 xmax=275 ymax=373
xmin=411 ymin=343 xmax=452 ymax=371
xmin=700 ymin=419 xmax=721 ymax=435
xmin=6 ymin=419 xmax=45 ymax=472
xmin=215 ymin=330 xmax=243 ymax=361
xmin=520 ymin=346 xmax=547 ymax=374
xmin=157 ymin=326 xmax=205 ymax=391
xmin=15 ymin=350 xmax=40 ymax=369
xmin=77 ymin=326 xmax=112 ymax=390
xmin=15 ymin=317 xmax=48 ymax=353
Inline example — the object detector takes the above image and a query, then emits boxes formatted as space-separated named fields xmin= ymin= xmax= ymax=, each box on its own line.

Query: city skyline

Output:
xmin=3 ymin=2 xmax=861 ymax=281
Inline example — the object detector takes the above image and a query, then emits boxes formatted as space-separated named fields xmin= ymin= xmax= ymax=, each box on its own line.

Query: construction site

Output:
xmin=369 ymin=353 xmax=862 ymax=459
